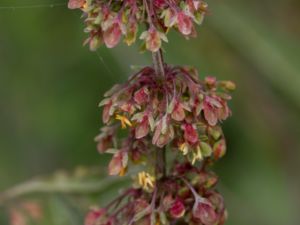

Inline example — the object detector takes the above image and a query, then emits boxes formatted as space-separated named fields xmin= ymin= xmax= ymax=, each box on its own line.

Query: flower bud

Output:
xmin=89 ymin=35 xmax=102 ymax=51
xmin=169 ymin=199 xmax=186 ymax=219
xmin=162 ymin=8 xmax=177 ymax=28
xmin=177 ymin=12 xmax=193 ymax=35
xmin=140 ymin=27 xmax=168 ymax=52
xmin=213 ymin=139 xmax=226 ymax=159
xmin=193 ymin=198 xmax=217 ymax=225
xmin=125 ymin=21 xmax=138 ymax=46
xmin=108 ymin=151 xmax=128 ymax=176
xmin=203 ymin=96 xmax=222 ymax=126
xmin=205 ymin=76 xmax=217 ymax=87
xmin=84 ymin=208 xmax=106 ymax=225
xmin=103 ymin=22 xmax=122 ymax=48
xmin=183 ymin=124 xmax=198 ymax=144
xmin=171 ymin=101 xmax=185 ymax=122
xmin=134 ymin=87 xmax=150 ymax=104
xmin=68 ymin=0 xmax=85 ymax=9
xmin=221 ymin=81 xmax=236 ymax=91
xmin=135 ymin=116 xmax=150 ymax=139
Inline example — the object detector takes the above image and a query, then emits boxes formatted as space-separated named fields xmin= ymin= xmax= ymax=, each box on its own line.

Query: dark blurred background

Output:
xmin=0 ymin=0 xmax=299 ymax=224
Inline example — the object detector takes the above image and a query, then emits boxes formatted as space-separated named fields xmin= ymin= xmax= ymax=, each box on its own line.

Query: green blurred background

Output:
xmin=0 ymin=0 xmax=300 ymax=224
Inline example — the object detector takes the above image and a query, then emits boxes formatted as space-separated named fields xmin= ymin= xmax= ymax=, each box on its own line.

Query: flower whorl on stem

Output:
xmin=69 ymin=1 xmax=235 ymax=225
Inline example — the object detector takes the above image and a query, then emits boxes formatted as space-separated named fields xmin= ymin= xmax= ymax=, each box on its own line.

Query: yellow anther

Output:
xmin=191 ymin=145 xmax=203 ymax=165
xmin=115 ymin=114 xmax=132 ymax=129
xmin=119 ymin=167 xmax=127 ymax=177
xmin=138 ymin=171 xmax=155 ymax=192
xmin=179 ymin=142 xmax=189 ymax=155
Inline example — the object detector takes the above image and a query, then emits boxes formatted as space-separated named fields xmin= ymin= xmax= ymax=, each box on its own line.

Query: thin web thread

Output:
xmin=0 ymin=2 xmax=67 ymax=10
xmin=0 ymin=1 xmax=118 ymax=81
xmin=96 ymin=51 xmax=118 ymax=81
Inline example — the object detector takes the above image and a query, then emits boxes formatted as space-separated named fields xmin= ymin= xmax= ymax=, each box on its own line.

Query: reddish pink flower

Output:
xmin=84 ymin=208 xmax=106 ymax=225
xmin=103 ymin=22 xmax=122 ymax=48
xmin=68 ymin=0 xmax=85 ymax=9
xmin=89 ymin=35 xmax=103 ymax=51
xmin=203 ymin=96 xmax=222 ymax=126
xmin=140 ymin=27 xmax=167 ymax=52
xmin=169 ymin=199 xmax=186 ymax=219
xmin=205 ymin=76 xmax=217 ymax=87
xmin=183 ymin=124 xmax=198 ymax=144
xmin=134 ymin=87 xmax=150 ymax=104
xmin=120 ymin=102 xmax=135 ymax=115
xmin=217 ymin=100 xmax=230 ymax=120
xmin=135 ymin=116 xmax=150 ymax=139
xmin=108 ymin=151 xmax=128 ymax=176
xmin=102 ymin=101 xmax=113 ymax=124
xmin=125 ymin=21 xmax=138 ymax=46
xmin=207 ymin=191 xmax=225 ymax=213
xmin=162 ymin=8 xmax=178 ymax=28
xmin=193 ymin=199 xmax=217 ymax=225
xmin=171 ymin=101 xmax=185 ymax=121
xmin=153 ymin=0 xmax=167 ymax=8
xmin=177 ymin=12 xmax=193 ymax=35
xmin=213 ymin=139 xmax=226 ymax=159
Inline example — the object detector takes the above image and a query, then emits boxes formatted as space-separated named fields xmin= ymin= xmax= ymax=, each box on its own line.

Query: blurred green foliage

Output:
xmin=0 ymin=0 xmax=299 ymax=224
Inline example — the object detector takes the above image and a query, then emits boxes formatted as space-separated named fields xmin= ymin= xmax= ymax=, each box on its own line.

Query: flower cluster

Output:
xmin=68 ymin=0 xmax=208 ymax=51
xmin=85 ymin=164 xmax=227 ymax=225
xmin=88 ymin=64 xmax=234 ymax=224
xmin=96 ymin=65 xmax=234 ymax=175
xmin=69 ymin=1 xmax=235 ymax=224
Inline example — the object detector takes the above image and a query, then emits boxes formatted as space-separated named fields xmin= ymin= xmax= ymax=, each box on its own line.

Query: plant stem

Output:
xmin=152 ymin=50 xmax=165 ymax=78
xmin=152 ymin=50 xmax=167 ymax=178
xmin=0 ymin=176 xmax=125 ymax=206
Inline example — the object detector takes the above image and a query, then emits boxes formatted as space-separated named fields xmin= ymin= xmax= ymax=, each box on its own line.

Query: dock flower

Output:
xmin=115 ymin=114 xmax=132 ymax=129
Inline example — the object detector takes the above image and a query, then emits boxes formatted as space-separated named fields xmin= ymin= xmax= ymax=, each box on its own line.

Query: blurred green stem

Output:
xmin=0 ymin=176 xmax=123 ymax=206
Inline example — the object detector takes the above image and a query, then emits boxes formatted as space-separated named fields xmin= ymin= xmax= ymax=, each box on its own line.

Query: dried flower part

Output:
xmin=68 ymin=0 xmax=208 ymax=51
